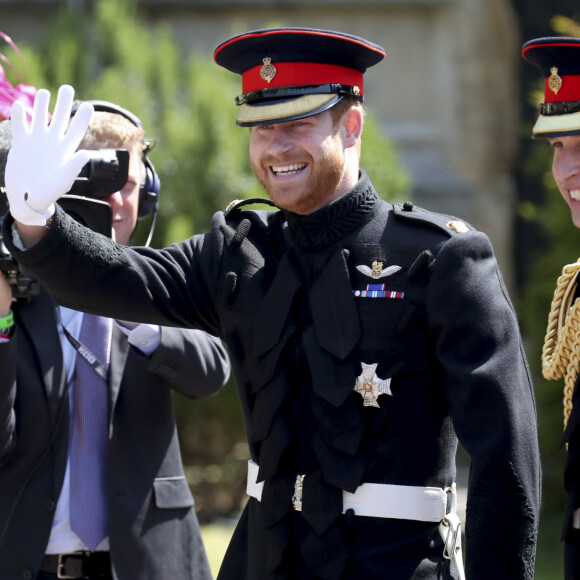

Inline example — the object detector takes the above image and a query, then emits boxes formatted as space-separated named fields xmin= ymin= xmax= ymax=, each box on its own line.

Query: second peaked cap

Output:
xmin=523 ymin=37 xmax=580 ymax=137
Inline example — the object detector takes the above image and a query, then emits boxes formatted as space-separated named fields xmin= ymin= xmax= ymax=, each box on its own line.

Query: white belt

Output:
xmin=246 ymin=460 xmax=454 ymax=522
xmin=246 ymin=460 xmax=464 ymax=580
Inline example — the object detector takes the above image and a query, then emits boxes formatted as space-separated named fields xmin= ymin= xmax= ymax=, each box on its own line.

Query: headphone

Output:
xmin=71 ymin=100 xmax=161 ymax=219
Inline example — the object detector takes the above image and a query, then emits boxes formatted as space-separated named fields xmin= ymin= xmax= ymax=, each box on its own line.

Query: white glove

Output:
xmin=5 ymin=85 xmax=94 ymax=226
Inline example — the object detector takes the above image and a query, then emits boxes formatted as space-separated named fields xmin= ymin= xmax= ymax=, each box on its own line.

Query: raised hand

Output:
xmin=5 ymin=85 xmax=93 ymax=226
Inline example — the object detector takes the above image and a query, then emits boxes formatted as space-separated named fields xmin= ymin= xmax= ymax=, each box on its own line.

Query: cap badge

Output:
xmin=354 ymin=362 xmax=392 ymax=408
xmin=548 ymin=66 xmax=562 ymax=95
xmin=260 ymin=57 xmax=277 ymax=84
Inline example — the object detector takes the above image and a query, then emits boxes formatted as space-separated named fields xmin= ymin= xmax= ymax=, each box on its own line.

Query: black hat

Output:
xmin=522 ymin=37 xmax=580 ymax=137
xmin=214 ymin=27 xmax=386 ymax=127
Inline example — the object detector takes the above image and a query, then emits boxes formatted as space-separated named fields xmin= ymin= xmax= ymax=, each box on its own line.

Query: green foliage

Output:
xmin=13 ymin=0 xmax=410 ymax=519
xmin=551 ymin=14 xmax=580 ymax=37
xmin=361 ymin=113 xmax=410 ymax=201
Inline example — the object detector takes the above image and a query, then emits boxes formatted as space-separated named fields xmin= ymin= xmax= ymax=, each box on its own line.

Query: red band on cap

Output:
xmin=544 ymin=75 xmax=580 ymax=103
xmin=242 ymin=62 xmax=364 ymax=94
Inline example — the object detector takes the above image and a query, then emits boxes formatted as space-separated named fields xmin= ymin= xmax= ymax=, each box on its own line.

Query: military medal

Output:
xmin=354 ymin=362 xmax=392 ymax=408
xmin=260 ymin=57 xmax=277 ymax=84
xmin=548 ymin=66 xmax=562 ymax=95
xmin=353 ymin=284 xmax=404 ymax=299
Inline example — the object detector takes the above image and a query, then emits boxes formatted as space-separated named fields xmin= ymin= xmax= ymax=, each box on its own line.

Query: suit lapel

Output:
xmin=108 ymin=325 xmax=129 ymax=417
xmin=17 ymin=290 xmax=67 ymax=427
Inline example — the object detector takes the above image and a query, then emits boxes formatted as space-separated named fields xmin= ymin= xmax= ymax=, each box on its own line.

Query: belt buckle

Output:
xmin=57 ymin=553 xmax=85 ymax=579
xmin=291 ymin=474 xmax=305 ymax=511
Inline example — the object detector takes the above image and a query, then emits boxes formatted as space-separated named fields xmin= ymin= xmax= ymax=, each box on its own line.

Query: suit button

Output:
xmin=22 ymin=571 xmax=33 ymax=579
xmin=46 ymin=499 xmax=56 ymax=512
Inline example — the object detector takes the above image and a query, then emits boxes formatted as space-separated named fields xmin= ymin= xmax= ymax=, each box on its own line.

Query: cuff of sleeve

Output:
xmin=116 ymin=322 xmax=161 ymax=356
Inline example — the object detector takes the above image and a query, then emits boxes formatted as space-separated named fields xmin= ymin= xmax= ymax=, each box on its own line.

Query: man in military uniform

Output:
xmin=523 ymin=37 xmax=580 ymax=580
xmin=3 ymin=28 xmax=540 ymax=579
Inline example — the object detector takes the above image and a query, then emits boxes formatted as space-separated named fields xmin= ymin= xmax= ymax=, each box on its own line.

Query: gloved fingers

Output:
xmin=60 ymin=149 xmax=92 ymax=192
xmin=9 ymin=101 xmax=28 ymax=142
xmin=29 ymin=88 xmax=51 ymax=136
xmin=48 ymin=85 xmax=77 ymax=138
xmin=5 ymin=84 xmax=94 ymax=226
xmin=63 ymin=100 xmax=93 ymax=157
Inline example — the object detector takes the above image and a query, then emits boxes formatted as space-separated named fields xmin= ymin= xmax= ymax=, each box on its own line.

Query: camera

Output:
xmin=68 ymin=148 xmax=129 ymax=198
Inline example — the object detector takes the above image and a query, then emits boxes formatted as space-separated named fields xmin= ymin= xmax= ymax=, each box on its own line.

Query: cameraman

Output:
xmin=0 ymin=109 xmax=230 ymax=580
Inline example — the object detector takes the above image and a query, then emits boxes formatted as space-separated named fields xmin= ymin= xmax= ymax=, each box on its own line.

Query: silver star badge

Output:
xmin=354 ymin=362 xmax=392 ymax=408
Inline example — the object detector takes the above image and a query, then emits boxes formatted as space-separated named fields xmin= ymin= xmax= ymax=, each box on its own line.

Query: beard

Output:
xmin=251 ymin=138 xmax=346 ymax=215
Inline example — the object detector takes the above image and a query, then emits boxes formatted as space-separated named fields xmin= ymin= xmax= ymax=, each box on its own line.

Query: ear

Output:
xmin=341 ymin=105 xmax=364 ymax=148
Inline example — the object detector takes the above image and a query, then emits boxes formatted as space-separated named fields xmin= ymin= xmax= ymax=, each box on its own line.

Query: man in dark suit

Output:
xmin=523 ymin=37 xmax=580 ymax=580
xmin=0 ymin=106 xmax=230 ymax=580
xmin=2 ymin=28 xmax=540 ymax=579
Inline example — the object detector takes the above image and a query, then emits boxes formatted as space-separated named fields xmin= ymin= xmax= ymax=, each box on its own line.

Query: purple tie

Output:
xmin=69 ymin=313 xmax=112 ymax=551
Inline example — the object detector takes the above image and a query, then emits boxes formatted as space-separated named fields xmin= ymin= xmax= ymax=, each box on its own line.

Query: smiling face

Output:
xmin=249 ymin=105 xmax=363 ymax=215
xmin=549 ymin=134 xmax=580 ymax=228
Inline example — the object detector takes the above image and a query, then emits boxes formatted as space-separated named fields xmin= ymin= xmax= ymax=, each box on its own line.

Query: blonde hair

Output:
xmin=80 ymin=111 xmax=146 ymax=154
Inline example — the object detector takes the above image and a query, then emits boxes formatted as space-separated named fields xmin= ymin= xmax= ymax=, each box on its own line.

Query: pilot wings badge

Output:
xmin=356 ymin=260 xmax=402 ymax=280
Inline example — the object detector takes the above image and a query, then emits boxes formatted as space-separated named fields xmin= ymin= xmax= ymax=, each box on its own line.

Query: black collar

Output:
xmin=284 ymin=170 xmax=380 ymax=251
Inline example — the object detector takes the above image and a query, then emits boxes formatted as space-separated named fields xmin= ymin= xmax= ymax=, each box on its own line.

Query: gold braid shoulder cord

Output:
xmin=542 ymin=258 xmax=580 ymax=430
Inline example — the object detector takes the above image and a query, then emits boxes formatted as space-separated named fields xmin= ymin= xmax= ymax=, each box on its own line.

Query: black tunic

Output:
xmin=3 ymin=171 xmax=541 ymax=579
